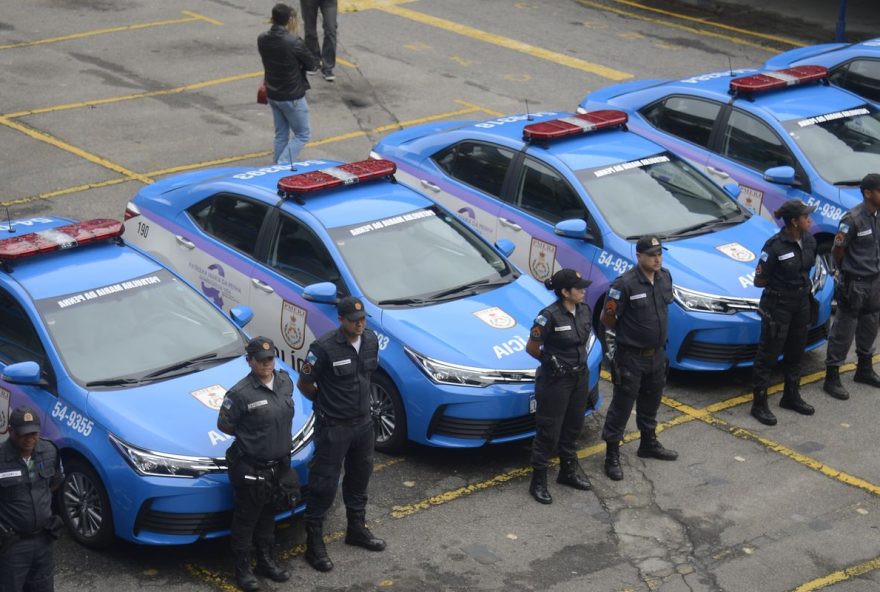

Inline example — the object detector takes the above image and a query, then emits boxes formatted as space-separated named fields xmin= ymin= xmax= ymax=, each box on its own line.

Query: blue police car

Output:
xmin=372 ymin=110 xmax=834 ymax=371
xmin=123 ymin=159 xmax=602 ymax=453
xmin=0 ymin=217 xmax=314 ymax=547
xmin=579 ymin=65 xmax=880 ymax=261
xmin=766 ymin=38 xmax=880 ymax=105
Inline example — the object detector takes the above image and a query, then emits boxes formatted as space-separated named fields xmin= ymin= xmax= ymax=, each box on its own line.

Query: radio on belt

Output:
xmin=523 ymin=110 xmax=628 ymax=142
xmin=277 ymin=159 xmax=397 ymax=200
xmin=0 ymin=219 xmax=124 ymax=263
xmin=729 ymin=65 xmax=828 ymax=95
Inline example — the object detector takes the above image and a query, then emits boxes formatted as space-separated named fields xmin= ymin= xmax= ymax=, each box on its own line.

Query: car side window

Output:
xmin=515 ymin=157 xmax=587 ymax=225
xmin=720 ymin=110 xmax=796 ymax=172
xmin=267 ymin=214 xmax=348 ymax=294
xmin=641 ymin=96 xmax=722 ymax=148
xmin=830 ymin=59 xmax=880 ymax=103
xmin=431 ymin=141 xmax=514 ymax=199
xmin=188 ymin=194 xmax=270 ymax=257
xmin=0 ymin=288 xmax=48 ymax=369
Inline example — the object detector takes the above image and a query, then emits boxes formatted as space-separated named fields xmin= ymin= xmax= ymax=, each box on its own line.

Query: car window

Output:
xmin=720 ymin=109 xmax=797 ymax=172
xmin=188 ymin=194 xmax=270 ymax=257
xmin=830 ymin=59 xmax=880 ymax=103
xmin=431 ymin=141 xmax=514 ymax=199
xmin=0 ymin=288 xmax=48 ymax=368
xmin=640 ymin=96 xmax=722 ymax=148
xmin=267 ymin=214 xmax=347 ymax=294
xmin=515 ymin=157 xmax=587 ymax=224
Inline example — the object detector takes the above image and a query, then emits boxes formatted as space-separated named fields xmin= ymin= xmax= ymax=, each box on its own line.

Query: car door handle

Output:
xmin=499 ymin=218 xmax=522 ymax=231
xmin=420 ymin=179 xmax=441 ymax=192
xmin=251 ymin=278 xmax=275 ymax=294
xmin=175 ymin=235 xmax=195 ymax=249
xmin=706 ymin=166 xmax=730 ymax=179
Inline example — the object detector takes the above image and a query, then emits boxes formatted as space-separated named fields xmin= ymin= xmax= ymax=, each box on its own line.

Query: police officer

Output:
xmin=0 ymin=407 xmax=63 ymax=592
xmin=218 ymin=337 xmax=296 ymax=592
xmin=525 ymin=268 xmax=594 ymax=504
xmin=601 ymin=236 xmax=678 ymax=481
xmin=297 ymin=296 xmax=385 ymax=573
xmin=750 ymin=200 xmax=819 ymax=425
xmin=823 ymin=173 xmax=880 ymax=400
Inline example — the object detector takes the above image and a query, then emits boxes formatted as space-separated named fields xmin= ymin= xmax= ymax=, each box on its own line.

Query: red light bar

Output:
xmin=277 ymin=159 xmax=397 ymax=196
xmin=0 ymin=219 xmax=124 ymax=262
xmin=523 ymin=111 xmax=628 ymax=141
xmin=730 ymin=65 xmax=828 ymax=94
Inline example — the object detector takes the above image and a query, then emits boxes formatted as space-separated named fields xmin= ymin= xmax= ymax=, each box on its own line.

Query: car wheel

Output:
xmin=58 ymin=458 xmax=115 ymax=548
xmin=370 ymin=373 xmax=407 ymax=454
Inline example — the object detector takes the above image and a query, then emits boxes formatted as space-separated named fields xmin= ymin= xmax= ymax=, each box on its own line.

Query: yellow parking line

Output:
xmin=179 ymin=10 xmax=224 ymax=27
xmin=0 ymin=11 xmax=220 ymax=51
xmin=611 ymin=0 xmax=804 ymax=48
xmin=0 ymin=178 xmax=130 ymax=208
xmin=574 ymin=0 xmax=780 ymax=53
xmin=792 ymin=556 xmax=880 ymax=592
xmin=376 ymin=4 xmax=632 ymax=81
xmin=0 ymin=116 xmax=153 ymax=185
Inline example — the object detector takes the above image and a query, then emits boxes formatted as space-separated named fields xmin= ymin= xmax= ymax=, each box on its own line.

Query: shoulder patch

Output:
xmin=838 ymin=222 xmax=850 ymax=234
xmin=222 ymin=396 xmax=233 ymax=410
xmin=760 ymin=251 xmax=769 ymax=262
xmin=608 ymin=287 xmax=622 ymax=300
xmin=534 ymin=314 xmax=548 ymax=327
xmin=530 ymin=326 xmax=542 ymax=339
xmin=306 ymin=351 xmax=318 ymax=365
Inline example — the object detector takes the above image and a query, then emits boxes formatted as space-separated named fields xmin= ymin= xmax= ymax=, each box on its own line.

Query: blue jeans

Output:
xmin=268 ymin=97 xmax=310 ymax=164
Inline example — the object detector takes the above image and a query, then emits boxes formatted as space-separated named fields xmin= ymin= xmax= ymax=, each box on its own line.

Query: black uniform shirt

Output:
xmin=607 ymin=266 xmax=673 ymax=349
xmin=755 ymin=230 xmax=817 ymax=291
xmin=299 ymin=328 xmax=379 ymax=421
xmin=530 ymin=300 xmax=592 ymax=368
xmin=219 ymin=369 xmax=294 ymax=462
xmin=834 ymin=202 xmax=880 ymax=277
xmin=0 ymin=438 xmax=62 ymax=535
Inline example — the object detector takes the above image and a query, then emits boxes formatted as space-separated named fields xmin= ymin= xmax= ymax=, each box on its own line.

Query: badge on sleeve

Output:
xmin=222 ymin=396 xmax=233 ymax=410
xmin=760 ymin=251 xmax=769 ymax=262
xmin=608 ymin=287 xmax=621 ymax=300
xmin=838 ymin=222 xmax=850 ymax=234
xmin=534 ymin=314 xmax=547 ymax=327
xmin=530 ymin=326 xmax=542 ymax=339
xmin=301 ymin=350 xmax=318 ymax=375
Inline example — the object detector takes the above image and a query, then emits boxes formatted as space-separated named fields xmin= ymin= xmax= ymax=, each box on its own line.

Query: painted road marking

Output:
xmin=792 ymin=555 xmax=880 ymax=592
xmin=0 ymin=11 xmax=221 ymax=51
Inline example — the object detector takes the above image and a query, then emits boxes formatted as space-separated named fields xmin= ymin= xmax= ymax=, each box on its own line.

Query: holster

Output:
xmin=275 ymin=466 xmax=301 ymax=511
xmin=0 ymin=525 xmax=19 ymax=555
xmin=759 ymin=306 xmax=780 ymax=341
xmin=225 ymin=440 xmax=244 ymax=468
xmin=45 ymin=515 xmax=64 ymax=540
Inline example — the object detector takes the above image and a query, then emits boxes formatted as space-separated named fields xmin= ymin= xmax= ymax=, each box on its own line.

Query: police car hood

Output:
xmin=379 ymin=277 xmax=554 ymax=368
xmin=652 ymin=215 xmax=777 ymax=298
xmin=85 ymin=357 xmax=311 ymax=457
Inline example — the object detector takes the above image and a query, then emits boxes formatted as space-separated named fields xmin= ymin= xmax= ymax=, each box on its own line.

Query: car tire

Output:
xmin=370 ymin=373 xmax=407 ymax=454
xmin=57 ymin=458 xmax=115 ymax=548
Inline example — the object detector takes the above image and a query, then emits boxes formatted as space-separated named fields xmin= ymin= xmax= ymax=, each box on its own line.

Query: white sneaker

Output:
xmin=322 ymin=71 xmax=335 ymax=82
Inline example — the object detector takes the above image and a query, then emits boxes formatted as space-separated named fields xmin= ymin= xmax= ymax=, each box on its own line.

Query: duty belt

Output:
xmin=244 ymin=456 xmax=283 ymax=469
xmin=318 ymin=413 xmax=370 ymax=427
xmin=620 ymin=344 xmax=661 ymax=357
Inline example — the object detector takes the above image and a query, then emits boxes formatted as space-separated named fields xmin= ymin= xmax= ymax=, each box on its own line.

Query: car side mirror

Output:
xmin=554 ymin=218 xmax=593 ymax=241
xmin=229 ymin=305 xmax=254 ymax=328
xmin=495 ymin=239 xmax=515 ymax=258
xmin=723 ymin=183 xmax=741 ymax=199
xmin=763 ymin=166 xmax=797 ymax=186
xmin=303 ymin=282 xmax=339 ymax=304
xmin=2 ymin=361 xmax=42 ymax=386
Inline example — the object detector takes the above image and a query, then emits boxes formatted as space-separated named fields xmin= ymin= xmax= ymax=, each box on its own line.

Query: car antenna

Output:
xmin=525 ymin=99 xmax=532 ymax=121
xmin=728 ymin=55 xmax=734 ymax=77
xmin=4 ymin=208 xmax=14 ymax=234
xmin=287 ymin=145 xmax=297 ymax=172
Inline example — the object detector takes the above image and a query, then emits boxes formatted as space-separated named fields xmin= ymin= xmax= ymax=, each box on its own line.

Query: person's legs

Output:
xmin=319 ymin=0 xmax=337 ymax=76
xmin=300 ymin=0 xmax=321 ymax=64
xmin=268 ymin=100 xmax=291 ymax=164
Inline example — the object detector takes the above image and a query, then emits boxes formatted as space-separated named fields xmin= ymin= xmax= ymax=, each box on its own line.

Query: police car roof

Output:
xmin=2 ymin=216 xmax=163 ymax=300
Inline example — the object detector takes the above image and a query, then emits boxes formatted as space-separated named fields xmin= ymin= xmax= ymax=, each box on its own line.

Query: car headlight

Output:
xmin=291 ymin=412 xmax=315 ymax=456
xmin=109 ymin=433 xmax=225 ymax=479
xmin=405 ymin=347 xmax=535 ymax=387
xmin=811 ymin=257 xmax=828 ymax=294
xmin=672 ymin=284 xmax=759 ymax=314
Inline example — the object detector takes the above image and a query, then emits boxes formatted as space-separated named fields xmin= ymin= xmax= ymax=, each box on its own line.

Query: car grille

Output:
xmin=134 ymin=506 xmax=232 ymax=536
xmin=678 ymin=323 xmax=828 ymax=365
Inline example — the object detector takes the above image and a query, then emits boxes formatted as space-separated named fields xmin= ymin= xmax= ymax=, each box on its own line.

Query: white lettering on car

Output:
xmin=493 ymin=335 xmax=529 ymax=359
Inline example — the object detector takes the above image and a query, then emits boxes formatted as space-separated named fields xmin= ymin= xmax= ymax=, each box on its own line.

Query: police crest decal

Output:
xmin=281 ymin=301 xmax=308 ymax=350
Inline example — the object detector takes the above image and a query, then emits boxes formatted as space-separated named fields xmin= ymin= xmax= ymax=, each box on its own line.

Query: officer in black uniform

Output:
xmin=823 ymin=173 xmax=880 ymax=400
xmin=218 ymin=337 xmax=297 ymax=592
xmin=0 ymin=407 xmax=63 ymax=592
xmin=600 ymin=236 xmax=678 ymax=481
xmin=525 ymin=268 xmax=595 ymax=504
xmin=750 ymin=200 xmax=819 ymax=425
xmin=297 ymin=296 xmax=385 ymax=573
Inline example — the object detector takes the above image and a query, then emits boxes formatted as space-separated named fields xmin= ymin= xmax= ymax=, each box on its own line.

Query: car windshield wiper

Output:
xmin=141 ymin=352 xmax=220 ymax=379
xmin=376 ymin=297 xmax=428 ymax=306
xmin=665 ymin=214 xmax=735 ymax=238
xmin=85 ymin=377 xmax=144 ymax=387
xmin=834 ymin=180 xmax=863 ymax=186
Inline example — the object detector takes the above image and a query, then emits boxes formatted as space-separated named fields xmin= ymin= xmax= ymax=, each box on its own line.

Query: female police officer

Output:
xmin=525 ymin=268 xmax=594 ymax=504
xmin=750 ymin=200 xmax=819 ymax=425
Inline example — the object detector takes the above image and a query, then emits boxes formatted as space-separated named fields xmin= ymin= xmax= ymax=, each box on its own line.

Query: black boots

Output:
xmin=750 ymin=389 xmax=777 ymax=425
xmin=637 ymin=430 xmax=679 ymax=461
xmin=823 ymin=366 xmax=850 ymax=400
xmin=304 ymin=522 xmax=334 ymax=572
xmin=345 ymin=510 xmax=386 ymax=551
xmin=254 ymin=547 xmax=290 ymax=583
xmin=604 ymin=441 xmax=623 ymax=481
xmin=234 ymin=556 xmax=260 ymax=592
xmin=779 ymin=380 xmax=814 ymax=416
xmin=854 ymin=357 xmax=880 ymax=388
xmin=556 ymin=458 xmax=592 ymax=491
xmin=529 ymin=468 xmax=552 ymax=504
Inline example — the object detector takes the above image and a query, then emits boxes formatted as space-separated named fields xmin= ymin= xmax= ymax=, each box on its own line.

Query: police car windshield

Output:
xmin=783 ymin=107 xmax=880 ymax=184
xmin=329 ymin=206 xmax=512 ymax=305
xmin=575 ymin=153 xmax=743 ymax=239
xmin=35 ymin=270 xmax=245 ymax=386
